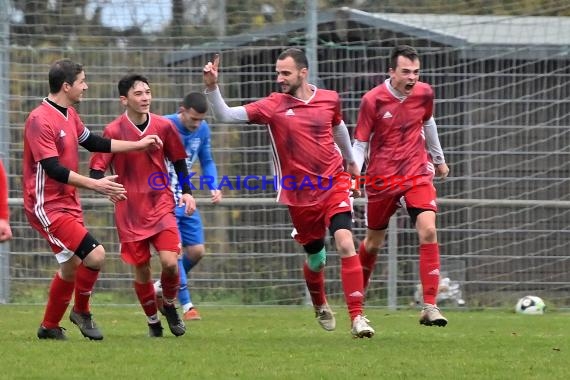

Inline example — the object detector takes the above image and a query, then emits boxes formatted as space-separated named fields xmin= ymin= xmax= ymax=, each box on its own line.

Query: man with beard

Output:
xmin=203 ymin=48 xmax=374 ymax=338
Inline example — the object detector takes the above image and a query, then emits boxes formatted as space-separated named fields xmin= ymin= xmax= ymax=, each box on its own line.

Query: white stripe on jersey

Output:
xmin=78 ymin=127 xmax=90 ymax=143
xmin=266 ymin=125 xmax=283 ymax=202
xmin=34 ymin=166 xmax=51 ymax=228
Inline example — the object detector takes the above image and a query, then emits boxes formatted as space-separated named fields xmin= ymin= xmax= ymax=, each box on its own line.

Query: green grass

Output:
xmin=0 ymin=305 xmax=567 ymax=380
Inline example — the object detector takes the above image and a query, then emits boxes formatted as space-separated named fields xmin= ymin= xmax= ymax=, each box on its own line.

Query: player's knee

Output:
xmin=160 ymin=254 xmax=179 ymax=275
xmin=335 ymin=234 xmax=356 ymax=257
xmin=418 ymin=225 xmax=437 ymax=243
xmin=59 ymin=258 xmax=80 ymax=280
xmin=365 ymin=232 xmax=386 ymax=252
xmin=135 ymin=263 xmax=152 ymax=283
xmin=186 ymin=245 xmax=205 ymax=262
xmin=77 ymin=233 xmax=105 ymax=270
xmin=164 ymin=262 xmax=178 ymax=276
xmin=364 ymin=244 xmax=381 ymax=255
xmin=84 ymin=245 xmax=105 ymax=269
xmin=307 ymin=248 xmax=326 ymax=272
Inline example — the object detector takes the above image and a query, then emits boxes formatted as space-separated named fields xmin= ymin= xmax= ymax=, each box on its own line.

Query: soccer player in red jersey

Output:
xmin=203 ymin=48 xmax=374 ymax=338
xmin=23 ymin=59 xmax=163 ymax=340
xmin=352 ymin=45 xmax=450 ymax=327
xmin=0 ymin=159 xmax=12 ymax=242
xmin=90 ymin=74 xmax=196 ymax=338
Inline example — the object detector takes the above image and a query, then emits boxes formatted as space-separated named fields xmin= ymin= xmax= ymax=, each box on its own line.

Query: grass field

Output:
xmin=0 ymin=305 xmax=567 ymax=379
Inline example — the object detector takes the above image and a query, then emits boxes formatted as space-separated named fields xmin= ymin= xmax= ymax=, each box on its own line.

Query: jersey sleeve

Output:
xmin=244 ymin=93 xmax=280 ymax=125
xmin=89 ymin=126 xmax=115 ymax=172
xmin=423 ymin=85 xmax=435 ymax=122
xmin=164 ymin=120 xmax=187 ymax=162
xmin=26 ymin=115 xmax=59 ymax=162
xmin=71 ymin=108 xmax=90 ymax=143
xmin=354 ymin=94 xmax=375 ymax=142
xmin=197 ymin=123 xmax=218 ymax=188
xmin=332 ymin=92 xmax=343 ymax=127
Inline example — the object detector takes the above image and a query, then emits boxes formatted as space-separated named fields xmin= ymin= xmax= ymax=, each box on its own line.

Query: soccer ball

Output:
xmin=515 ymin=295 xmax=546 ymax=315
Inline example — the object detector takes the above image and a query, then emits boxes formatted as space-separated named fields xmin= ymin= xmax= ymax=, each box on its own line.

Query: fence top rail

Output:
xmin=7 ymin=197 xmax=570 ymax=208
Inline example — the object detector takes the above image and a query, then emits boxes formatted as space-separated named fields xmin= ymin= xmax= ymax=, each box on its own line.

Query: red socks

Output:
xmin=42 ymin=272 xmax=74 ymax=328
xmin=303 ymin=262 xmax=326 ymax=307
xmin=341 ymin=255 xmax=364 ymax=320
xmin=160 ymin=271 xmax=179 ymax=305
xmin=358 ymin=241 xmax=378 ymax=290
xmin=134 ymin=281 xmax=158 ymax=317
xmin=419 ymin=243 xmax=440 ymax=305
xmin=73 ymin=263 xmax=99 ymax=314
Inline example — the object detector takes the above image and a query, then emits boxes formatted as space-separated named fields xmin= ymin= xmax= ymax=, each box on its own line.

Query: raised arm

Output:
xmin=203 ymin=54 xmax=249 ymax=123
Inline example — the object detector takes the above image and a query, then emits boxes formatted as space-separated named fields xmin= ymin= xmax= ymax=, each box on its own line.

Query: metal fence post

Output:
xmin=387 ymin=216 xmax=398 ymax=310
xmin=0 ymin=0 xmax=11 ymax=304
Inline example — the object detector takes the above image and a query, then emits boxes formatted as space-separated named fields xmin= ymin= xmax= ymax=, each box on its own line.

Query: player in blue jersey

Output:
xmin=155 ymin=92 xmax=222 ymax=320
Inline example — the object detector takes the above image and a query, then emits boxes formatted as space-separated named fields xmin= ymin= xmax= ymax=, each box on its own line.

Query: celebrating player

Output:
xmin=90 ymin=74 xmax=196 ymax=337
xmin=203 ymin=48 xmax=374 ymax=338
xmin=352 ymin=45 xmax=450 ymax=327
xmin=23 ymin=59 xmax=163 ymax=340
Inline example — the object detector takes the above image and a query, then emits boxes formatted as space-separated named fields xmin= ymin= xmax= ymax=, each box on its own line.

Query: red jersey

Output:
xmin=354 ymin=80 xmax=435 ymax=198
xmin=90 ymin=113 xmax=186 ymax=242
xmin=245 ymin=87 xmax=345 ymax=206
xmin=23 ymin=100 xmax=88 ymax=226
xmin=0 ymin=160 xmax=8 ymax=219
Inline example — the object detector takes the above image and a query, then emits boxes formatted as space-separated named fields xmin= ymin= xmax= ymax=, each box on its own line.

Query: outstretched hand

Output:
xmin=94 ymin=175 xmax=127 ymax=197
xmin=203 ymin=54 xmax=220 ymax=90
xmin=138 ymin=135 xmax=163 ymax=151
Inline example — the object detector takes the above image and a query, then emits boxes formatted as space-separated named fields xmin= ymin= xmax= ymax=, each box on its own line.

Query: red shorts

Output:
xmin=120 ymin=227 xmax=181 ymax=266
xmin=288 ymin=189 xmax=352 ymax=245
xmin=366 ymin=183 xmax=437 ymax=230
xmin=26 ymin=212 xmax=89 ymax=264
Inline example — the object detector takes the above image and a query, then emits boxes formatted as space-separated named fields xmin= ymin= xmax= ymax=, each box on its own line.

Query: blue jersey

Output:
xmin=165 ymin=113 xmax=218 ymax=215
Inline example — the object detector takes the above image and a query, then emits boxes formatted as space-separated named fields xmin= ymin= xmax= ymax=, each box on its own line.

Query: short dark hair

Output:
xmin=48 ymin=59 xmax=84 ymax=94
xmin=181 ymin=92 xmax=208 ymax=113
xmin=277 ymin=48 xmax=308 ymax=70
xmin=390 ymin=45 xmax=419 ymax=70
xmin=117 ymin=73 xmax=150 ymax=97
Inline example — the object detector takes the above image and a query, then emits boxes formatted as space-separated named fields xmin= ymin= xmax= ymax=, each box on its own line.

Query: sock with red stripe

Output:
xmin=358 ymin=241 xmax=378 ymax=291
xmin=42 ymin=272 xmax=74 ymax=329
xmin=419 ymin=243 xmax=440 ymax=305
xmin=160 ymin=271 xmax=179 ymax=305
xmin=303 ymin=262 xmax=327 ymax=308
xmin=134 ymin=281 xmax=158 ymax=318
xmin=73 ymin=263 xmax=99 ymax=314
xmin=341 ymin=254 xmax=364 ymax=320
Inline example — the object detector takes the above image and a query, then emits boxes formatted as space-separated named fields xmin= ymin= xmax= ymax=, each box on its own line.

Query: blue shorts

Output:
xmin=175 ymin=206 xmax=204 ymax=246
